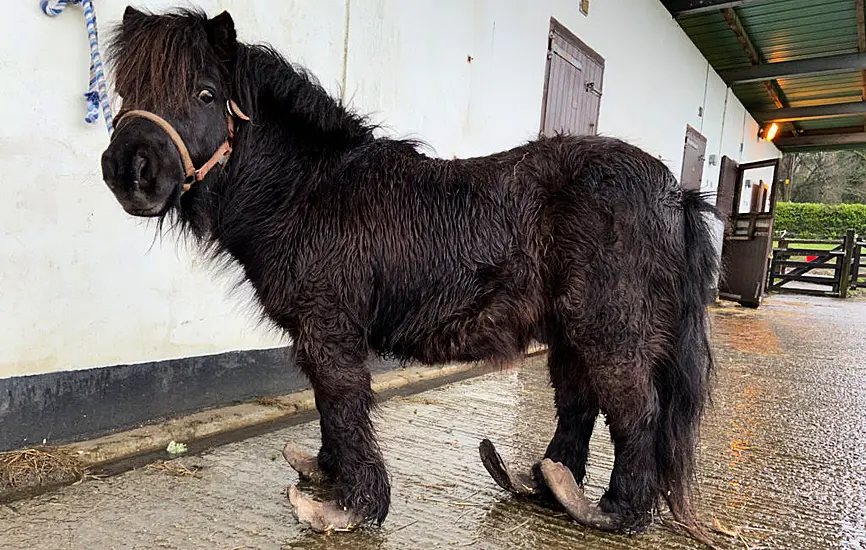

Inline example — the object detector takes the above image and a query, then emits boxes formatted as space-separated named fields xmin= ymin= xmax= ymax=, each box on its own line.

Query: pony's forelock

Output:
xmin=105 ymin=8 xmax=224 ymax=116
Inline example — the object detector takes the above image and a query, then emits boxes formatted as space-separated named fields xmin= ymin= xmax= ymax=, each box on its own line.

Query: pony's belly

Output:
xmin=395 ymin=304 xmax=540 ymax=365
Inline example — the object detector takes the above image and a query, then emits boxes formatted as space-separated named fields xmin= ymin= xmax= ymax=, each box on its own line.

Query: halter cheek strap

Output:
xmin=115 ymin=99 xmax=250 ymax=194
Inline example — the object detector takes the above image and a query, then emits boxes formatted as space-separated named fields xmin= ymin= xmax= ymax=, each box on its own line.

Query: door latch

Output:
xmin=585 ymin=82 xmax=602 ymax=97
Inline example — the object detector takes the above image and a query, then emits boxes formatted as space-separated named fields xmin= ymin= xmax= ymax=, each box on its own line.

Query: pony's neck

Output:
xmin=232 ymin=44 xmax=375 ymax=153
xmin=179 ymin=44 xmax=377 ymax=253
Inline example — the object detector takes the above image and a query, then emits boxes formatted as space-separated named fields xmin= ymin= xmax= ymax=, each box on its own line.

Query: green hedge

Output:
xmin=774 ymin=202 xmax=866 ymax=239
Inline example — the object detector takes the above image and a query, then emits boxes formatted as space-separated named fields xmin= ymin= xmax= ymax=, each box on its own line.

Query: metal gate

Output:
xmin=540 ymin=19 xmax=604 ymax=137
xmin=716 ymin=156 xmax=780 ymax=307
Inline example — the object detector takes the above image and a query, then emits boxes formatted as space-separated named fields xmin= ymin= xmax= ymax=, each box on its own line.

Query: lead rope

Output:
xmin=41 ymin=0 xmax=114 ymax=135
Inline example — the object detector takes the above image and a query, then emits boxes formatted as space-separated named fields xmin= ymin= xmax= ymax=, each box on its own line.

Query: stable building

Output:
xmin=7 ymin=0 xmax=842 ymax=451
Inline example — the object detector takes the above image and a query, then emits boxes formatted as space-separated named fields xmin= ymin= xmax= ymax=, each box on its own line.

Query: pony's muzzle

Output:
xmin=100 ymin=123 xmax=183 ymax=217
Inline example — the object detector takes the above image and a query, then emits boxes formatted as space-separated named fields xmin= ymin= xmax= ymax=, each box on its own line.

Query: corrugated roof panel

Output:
xmin=731 ymin=82 xmax=778 ymax=109
xmin=679 ymin=12 xmax=755 ymax=69
xmin=675 ymin=0 xmax=865 ymax=140
xmin=778 ymin=71 xmax=862 ymax=92
xmin=778 ymin=72 xmax=862 ymax=107
xmin=679 ymin=0 xmax=858 ymax=66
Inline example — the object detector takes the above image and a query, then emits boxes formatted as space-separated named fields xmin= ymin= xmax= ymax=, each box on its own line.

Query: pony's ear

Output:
xmin=206 ymin=11 xmax=238 ymax=69
xmin=122 ymin=6 xmax=146 ymax=26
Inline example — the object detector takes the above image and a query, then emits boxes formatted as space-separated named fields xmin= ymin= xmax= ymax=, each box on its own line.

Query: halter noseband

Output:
xmin=115 ymin=99 xmax=250 ymax=194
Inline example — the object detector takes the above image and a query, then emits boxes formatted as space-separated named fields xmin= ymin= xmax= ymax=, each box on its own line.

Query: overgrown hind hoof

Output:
xmin=287 ymin=485 xmax=361 ymax=533
xmin=283 ymin=442 xmax=328 ymax=484
xmin=539 ymin=459 xmax=621 ymax=532
xmin=479 ymin=439 xmax=540 ymax=496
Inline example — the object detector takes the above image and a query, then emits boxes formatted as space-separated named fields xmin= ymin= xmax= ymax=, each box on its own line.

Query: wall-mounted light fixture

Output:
xmin=758 ymin=122 xmax=779 ymax=141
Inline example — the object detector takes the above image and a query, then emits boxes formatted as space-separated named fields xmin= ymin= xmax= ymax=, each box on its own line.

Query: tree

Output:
xmin=784 ymin=150 xmax=866 ymax=205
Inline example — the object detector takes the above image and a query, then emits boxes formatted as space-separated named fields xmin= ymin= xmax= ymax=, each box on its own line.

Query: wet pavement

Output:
xmin=1 ymin=294 xmax=865 ymax=549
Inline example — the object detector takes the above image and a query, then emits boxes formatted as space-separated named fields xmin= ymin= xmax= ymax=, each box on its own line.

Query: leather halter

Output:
xmin=115 ymin=99 xmax=250 ymax=194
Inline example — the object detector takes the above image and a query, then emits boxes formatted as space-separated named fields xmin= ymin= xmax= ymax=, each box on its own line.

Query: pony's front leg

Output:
xmin=286 ymin=337 xmax=390 ymax=532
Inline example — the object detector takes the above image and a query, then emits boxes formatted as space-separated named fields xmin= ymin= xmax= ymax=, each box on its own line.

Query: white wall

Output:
xmin=343 ymin=0 xmax=780 ymax=180
xmin=0 ymin=0 xmax=339 ymax=378
xmin=0 ymin=0 xmax=778 ymax=379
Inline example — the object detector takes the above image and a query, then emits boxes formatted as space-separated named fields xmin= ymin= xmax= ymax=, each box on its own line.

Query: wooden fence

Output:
xmin=768 ymin=229 xmax=865 ymax=298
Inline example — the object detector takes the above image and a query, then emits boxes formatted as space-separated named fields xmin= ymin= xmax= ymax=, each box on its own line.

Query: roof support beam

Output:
xmin=775 ymin=132 xmax=866 ymax=150
xmin=718 ymin=52 xmax=866 ymax=84
xmin=790 ymin=125 xmax=866 ymax=137
xmin=720 ymin=7 xmax=797 ymax=135
xmin=754 ymin=101 xmax=866 ymax=123
xmin=662 ymin=0 xmax=769 ymax=17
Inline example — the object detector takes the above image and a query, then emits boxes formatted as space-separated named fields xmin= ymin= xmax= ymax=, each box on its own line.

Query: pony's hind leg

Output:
xmin=538 ymin=344 xmax=660 ymax=532
xmin=592 ymin=355 xmax=660 ymax=530
xmin=537 ymin=338 xmax=599 ymax=487
xmin=285 ymin=333 xmax=390 ymax=532
xmin=479 ymin=338 xmax=598 ymax=503
xmin=534 ymin=337 xmax=626 ymax=532
xmin=537 ymin=250 xmax=668 ymax=531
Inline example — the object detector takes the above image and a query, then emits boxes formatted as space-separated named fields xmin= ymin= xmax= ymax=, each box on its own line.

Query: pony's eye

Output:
xmin=198 ymin=89 xmax=215 ymax=104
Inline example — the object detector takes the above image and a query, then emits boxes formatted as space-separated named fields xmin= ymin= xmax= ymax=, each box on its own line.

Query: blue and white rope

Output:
xmin=41 ymin=0 xmax=114 ymax=134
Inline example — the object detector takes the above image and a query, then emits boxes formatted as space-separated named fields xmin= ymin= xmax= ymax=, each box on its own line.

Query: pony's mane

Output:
xmin=105 ymin=8 xmax=220 ymax=115
xmin=231 ymin=43 xmax=384 ymax=149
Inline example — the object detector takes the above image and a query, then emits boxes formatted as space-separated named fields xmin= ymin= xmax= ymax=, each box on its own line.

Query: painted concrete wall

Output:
xmin=0 ymin=0 xmax=335 ymax=378
xmin=0 ymin=0 xmax=779 ymax=379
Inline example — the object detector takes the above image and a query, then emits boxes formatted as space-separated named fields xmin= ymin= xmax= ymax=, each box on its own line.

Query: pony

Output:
xmin=99 ymin=6 xmax=719 ymax=540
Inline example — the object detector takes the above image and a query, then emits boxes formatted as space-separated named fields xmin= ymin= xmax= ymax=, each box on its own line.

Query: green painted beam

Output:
xmin=775 ymin=131 xmax=866 ymax=150
xmin=719 ymin=52 xmax=866 ymax=84
xmin=754 ymin=101 xmax=866 ymax=123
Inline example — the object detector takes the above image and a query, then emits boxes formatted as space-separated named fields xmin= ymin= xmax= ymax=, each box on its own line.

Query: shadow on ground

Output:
xmin=1 ymin=294 xmax=864 ymax=549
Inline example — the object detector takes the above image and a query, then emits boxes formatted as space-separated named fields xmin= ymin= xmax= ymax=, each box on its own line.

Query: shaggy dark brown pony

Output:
xmin=99 ymin=6 xmax=720 ymax=541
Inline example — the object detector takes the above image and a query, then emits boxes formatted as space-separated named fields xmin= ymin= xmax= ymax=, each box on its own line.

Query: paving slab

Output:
xmin=1 ymin=294 xmax=865 ymax=549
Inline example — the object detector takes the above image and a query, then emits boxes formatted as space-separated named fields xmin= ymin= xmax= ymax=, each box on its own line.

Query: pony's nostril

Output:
xmin=132 ymin=153 xmax=148 ymax=186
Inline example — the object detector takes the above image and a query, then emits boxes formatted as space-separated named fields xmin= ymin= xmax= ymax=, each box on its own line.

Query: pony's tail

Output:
xmin=655 ymin=189 xmax=720 ymax=531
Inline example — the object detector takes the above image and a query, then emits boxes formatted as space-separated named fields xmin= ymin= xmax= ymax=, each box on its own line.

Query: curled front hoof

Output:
xmin=287 ymin=485 xmax=362 ymax=533
xmin=283 ymin=442 xmax=328 ymax=484
xmin=479 ymin=439 xmax=541 ymax=497
xmin=539 ymin=459 xmax=621 ymax=532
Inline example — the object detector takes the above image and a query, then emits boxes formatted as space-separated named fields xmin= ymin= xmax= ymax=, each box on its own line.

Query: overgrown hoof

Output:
xmin=539 ymin=459 xmax=621 ymax=532
xmin=287 ymin=485 xmax=362 ymax=533
xmin=283 ymin=442 xmax=328 ymax=484
xmin=479 ymin=439 xmax=540 ymax=496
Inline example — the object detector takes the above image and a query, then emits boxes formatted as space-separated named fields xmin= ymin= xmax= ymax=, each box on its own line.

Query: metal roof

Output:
xmin=663 ymin=0 xmax=866 ymax=151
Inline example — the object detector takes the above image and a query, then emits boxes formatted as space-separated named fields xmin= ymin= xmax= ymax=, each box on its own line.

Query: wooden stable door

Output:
xmin=680 ymin=125 xmax=707 ymax=191
xmin=716 ymin=156 xmax=780 ymax=307
xmin=540 ymin=19 xmax=604 ymax=137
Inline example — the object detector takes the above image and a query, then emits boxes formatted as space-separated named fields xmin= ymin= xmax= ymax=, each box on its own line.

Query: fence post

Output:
xmin=853 ymin=235 xmax=863 ymax=289
xmin=840 ymin=228 xmax=855 ymax=299
xmin=769 ymin=236 xmax=786 ymax=290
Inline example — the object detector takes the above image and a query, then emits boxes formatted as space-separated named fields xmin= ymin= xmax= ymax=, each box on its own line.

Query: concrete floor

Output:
xmin=1 ymin=294 xmax=865 ymax=549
